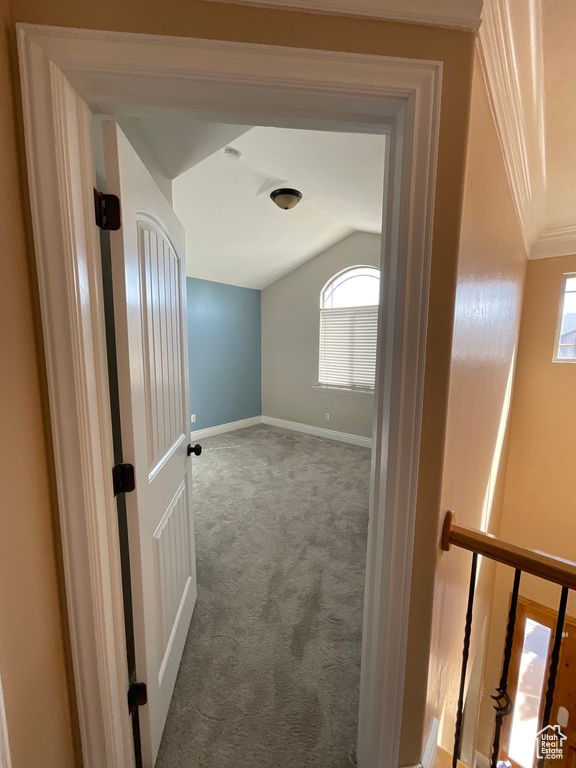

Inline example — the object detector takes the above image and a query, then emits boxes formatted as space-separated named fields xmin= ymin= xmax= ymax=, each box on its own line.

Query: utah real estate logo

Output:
xmin=536 ymin=725 xmax=567 ymax=760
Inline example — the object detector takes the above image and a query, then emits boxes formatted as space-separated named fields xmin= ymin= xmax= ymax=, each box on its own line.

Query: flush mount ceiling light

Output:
xmin=270 ymin=188 xmax=303 ymax=210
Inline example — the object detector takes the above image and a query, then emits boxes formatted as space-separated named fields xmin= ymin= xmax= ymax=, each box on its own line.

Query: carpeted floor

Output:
xmin=155 ymin=424 xmax=370 ymax=768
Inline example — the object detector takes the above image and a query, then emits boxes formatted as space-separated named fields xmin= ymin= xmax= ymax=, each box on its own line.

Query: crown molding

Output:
xmin=477 ymin=0 xmax=546 ymax=256
xmin=204 ymin=0 xmax=483 ymax=31
xmin=531 ymin=225 xmax=576 ymax=260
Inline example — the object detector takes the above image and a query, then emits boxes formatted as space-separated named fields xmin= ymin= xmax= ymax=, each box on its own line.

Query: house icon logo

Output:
xmin=536 ymin=725 xmax=567 ymax=760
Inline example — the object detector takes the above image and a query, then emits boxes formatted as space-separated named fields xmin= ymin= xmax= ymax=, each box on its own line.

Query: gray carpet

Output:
xmin=155 ymin=424 xmax=370 ymax=768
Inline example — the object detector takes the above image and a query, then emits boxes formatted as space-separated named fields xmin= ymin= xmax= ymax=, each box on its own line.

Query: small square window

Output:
xmin=553 ymin=273 xmax=576 ymax=362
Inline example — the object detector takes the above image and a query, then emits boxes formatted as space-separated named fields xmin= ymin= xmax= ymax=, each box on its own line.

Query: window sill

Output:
xmin=312 ymin=384 xmax=374 ymax=397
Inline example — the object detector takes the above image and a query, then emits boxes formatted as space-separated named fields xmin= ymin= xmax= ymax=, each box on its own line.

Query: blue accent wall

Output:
xmin=187 ymin=277 xmax=261 ymax=431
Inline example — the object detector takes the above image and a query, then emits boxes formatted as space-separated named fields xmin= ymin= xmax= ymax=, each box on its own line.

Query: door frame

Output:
xmin=0 ymin=672 xmax=11 ymax=768
xmin=17 ymin=23 xmax=441 ymax=768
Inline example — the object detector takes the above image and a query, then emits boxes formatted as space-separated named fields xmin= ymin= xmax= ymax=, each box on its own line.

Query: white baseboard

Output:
xmin=422 ymin=718 xmax=439 ymax=768
xmin=190 ymin=414 xmax=373 ymax=448
xmin=475 ymin=753 xmax=490 ymax=768
xmin=401 ymin=717 xmax=439 ymax=768
xmin=261 ymin=415 xmax=372 ymax=448
xmin=190 ymin=415 xmax=262 ymax=440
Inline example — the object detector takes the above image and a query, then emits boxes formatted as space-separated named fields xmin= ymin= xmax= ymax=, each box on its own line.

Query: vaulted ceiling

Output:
xmin=121 ymin=115 xmax=387 ymax=289
xmin=172 ymin=126 xmax=386 ymax=288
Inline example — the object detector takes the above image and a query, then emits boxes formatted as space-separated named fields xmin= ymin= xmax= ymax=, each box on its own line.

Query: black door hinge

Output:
xmin=94 ymin=188 xmax=121 ymax=230
xmin=128 ymin=681 xmax=148 ymax=715
xmin=112 ymin=463 xmax=135 ymax=496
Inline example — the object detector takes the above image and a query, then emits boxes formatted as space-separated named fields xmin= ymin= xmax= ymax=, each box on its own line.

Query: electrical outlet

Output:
xmin=191 ymin=414 xmax=196 ymax=424
xmin=325 ymin=413 xmax=330 ymax=421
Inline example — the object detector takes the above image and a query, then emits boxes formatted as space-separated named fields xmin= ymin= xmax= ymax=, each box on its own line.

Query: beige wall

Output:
xmin=500 ymin=253 xmax=576 ymax=565
xmin=477 ymin=252 xmax=576 ymax=759
xmin=4 ymin=0 xmax=477 ymax=762
xmin=262 ymin=232 xmax=379 ymax=438
xmin=0 ymin=0 xmax=78 ymax=765
xmin=423 ymin=55 xmax=526 ymax=755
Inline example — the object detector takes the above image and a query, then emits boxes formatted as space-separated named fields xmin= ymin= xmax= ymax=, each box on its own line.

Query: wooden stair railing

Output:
xmin=442 ymin=510 xmax=576 ymax=590
xmin=441 ymin=511 xmax=576 ymax=768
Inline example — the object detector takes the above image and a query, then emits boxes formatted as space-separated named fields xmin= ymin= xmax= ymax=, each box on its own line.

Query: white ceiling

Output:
xmin=126 ymin=118 xmax=252 ymax=179
xmin=171 ymin=126 xmax=386 ymax=289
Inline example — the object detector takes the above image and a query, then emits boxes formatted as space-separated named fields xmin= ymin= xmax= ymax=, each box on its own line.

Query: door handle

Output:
xmin=187 ymin=443 xmax=202 ymax=457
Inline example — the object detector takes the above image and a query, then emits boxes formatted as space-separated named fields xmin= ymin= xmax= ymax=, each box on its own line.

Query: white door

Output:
xmin=103 ymin=122 xmax=197 ymax=767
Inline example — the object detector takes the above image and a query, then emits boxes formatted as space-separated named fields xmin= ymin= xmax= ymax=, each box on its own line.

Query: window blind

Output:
xmin=318 ymin=306 xmax=378 ymax=391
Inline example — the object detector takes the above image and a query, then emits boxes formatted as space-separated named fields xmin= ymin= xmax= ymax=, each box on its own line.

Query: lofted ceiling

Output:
xmin=170 ymin=125 xmax=386 ymax=289
xmin=105 ymin=113 xmax=386 ymax=289
xmin=120 ymin=117 xmax=252 ymax=179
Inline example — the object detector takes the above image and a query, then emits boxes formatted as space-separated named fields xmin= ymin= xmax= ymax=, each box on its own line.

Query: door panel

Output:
xmin=103 ymin=121 xmax=196 ymax=767
xmin=153 ymin=477 xmax=194 ymax=680
xmin=140 ymin=223 xmax=186 ymax=472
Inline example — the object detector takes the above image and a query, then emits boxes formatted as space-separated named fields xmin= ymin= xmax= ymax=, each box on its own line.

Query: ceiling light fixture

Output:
xmin=270 ymin=188 xmax=303 ymax=210
xmin=224 ymin=147 xmax=242 ymax=160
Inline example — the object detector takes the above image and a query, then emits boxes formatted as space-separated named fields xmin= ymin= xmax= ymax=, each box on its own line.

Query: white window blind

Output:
xmin=319 ymin=305 xmax=378 ymax=391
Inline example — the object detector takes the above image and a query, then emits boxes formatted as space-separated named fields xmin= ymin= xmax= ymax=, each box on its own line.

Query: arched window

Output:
xmin=318 ymin=266 xmax=380 ymax=392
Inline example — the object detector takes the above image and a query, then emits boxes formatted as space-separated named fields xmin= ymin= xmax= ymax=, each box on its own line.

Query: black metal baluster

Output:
xmin=453 ymin=553 xmax=478 ymax=768
xmin=537 ymin=586 xmax=569 ymax=768
xmin=490 ymin=569 xmax=522 ymax=768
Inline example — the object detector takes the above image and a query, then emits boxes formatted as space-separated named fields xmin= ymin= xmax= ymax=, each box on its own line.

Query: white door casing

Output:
xmin=17 ymin=24 xmax=441 ymax=768
xmin=0 ymin=670 xmax=11 ymax=768
xmin=103 ymin=122 xmax=197 ymax=766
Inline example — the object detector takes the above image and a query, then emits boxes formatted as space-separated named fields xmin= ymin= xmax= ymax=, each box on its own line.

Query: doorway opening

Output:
xmin=93 ymin=113 xmax=386 ymax=767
